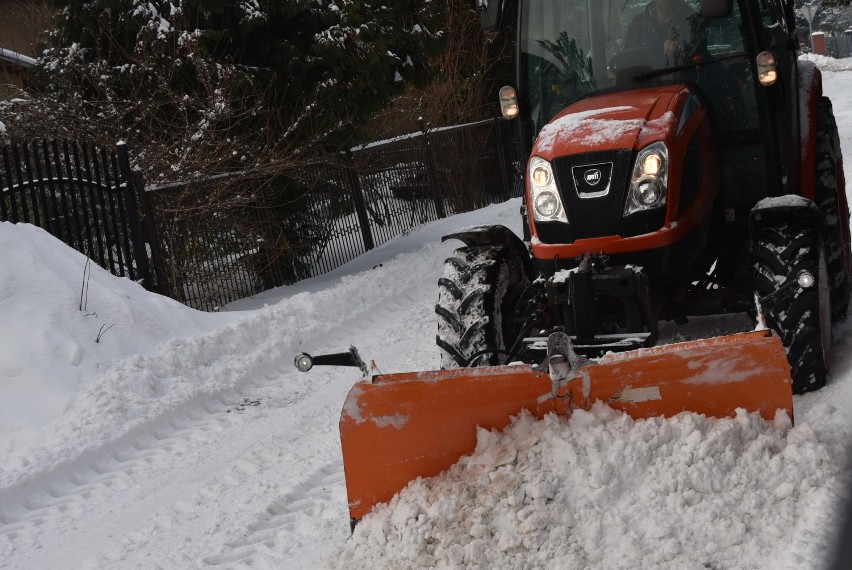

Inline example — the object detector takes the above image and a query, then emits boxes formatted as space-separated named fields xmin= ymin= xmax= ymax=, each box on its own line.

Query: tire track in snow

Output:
xmin=0 ymin=253 xmax=441 ymax=566
xmin=0 ymin=353 xmax=313 ymax=541
xmin=0 ymin=392 xmax=237 ymax=541
xmin=201 ymin=461 xmax=346 ymax=566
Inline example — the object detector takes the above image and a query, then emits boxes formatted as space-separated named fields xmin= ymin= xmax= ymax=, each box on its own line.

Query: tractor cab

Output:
xmin=487 ymin=0 xmax=801 ymax=217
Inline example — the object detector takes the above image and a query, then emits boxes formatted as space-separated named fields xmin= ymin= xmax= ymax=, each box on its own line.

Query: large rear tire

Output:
xmin=752 ymin=221 xmax=830 ymax=393
xmin=436 ymin=245 xmax=531 ymax=368
xmin=816 ymin=96 xmax=852 ymax=321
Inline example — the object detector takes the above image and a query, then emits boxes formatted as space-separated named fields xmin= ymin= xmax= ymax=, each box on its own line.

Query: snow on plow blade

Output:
xmin=339 ymin=330 xmax=793 ymax=524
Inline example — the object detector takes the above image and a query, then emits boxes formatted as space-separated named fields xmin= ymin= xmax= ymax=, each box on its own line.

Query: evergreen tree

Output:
xmin=8 ymin=0 xmax=443 ymax=180
xmin=173 ymin=0 xmax=443 ymax=143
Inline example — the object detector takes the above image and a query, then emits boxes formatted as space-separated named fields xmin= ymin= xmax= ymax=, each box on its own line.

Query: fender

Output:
xmin=797 ymin=61 xmax=823 ymax=201
xmin=750 ymin=195 xmax=822 ymax=229
xmin=442 ymin=224 xmax=532 ymax=269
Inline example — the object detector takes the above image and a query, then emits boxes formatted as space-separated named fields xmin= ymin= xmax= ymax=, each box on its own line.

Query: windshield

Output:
xmin=519 ymin=0 xmax=749 ymax=139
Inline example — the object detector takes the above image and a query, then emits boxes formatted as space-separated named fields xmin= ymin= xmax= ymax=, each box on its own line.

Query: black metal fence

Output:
xmin=142 ymin=118 xmax=520 ymax=310
xmin=0 ymin=140 xmax=150 ymax=285
xmin=2 ymin=119 xmax=519 ymax=311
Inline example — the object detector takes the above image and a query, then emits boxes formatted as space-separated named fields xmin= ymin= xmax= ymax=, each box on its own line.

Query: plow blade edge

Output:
xmin=339 ymin=330 xmax=793 ymax=523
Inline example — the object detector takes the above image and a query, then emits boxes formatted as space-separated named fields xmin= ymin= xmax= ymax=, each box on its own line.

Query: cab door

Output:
xmin=747 ymin=0 xmax=800 ymax=195
xmin=703 ymin=0 xmax=794 ymax=216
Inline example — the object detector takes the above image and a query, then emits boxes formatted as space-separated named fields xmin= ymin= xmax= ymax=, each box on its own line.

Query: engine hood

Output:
xmin=532 ymin=86 xmax=685 ymax=160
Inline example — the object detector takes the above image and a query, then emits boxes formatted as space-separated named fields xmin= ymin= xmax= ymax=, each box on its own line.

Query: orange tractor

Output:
xmin=297 ymin=0 xmax=849 ymax=527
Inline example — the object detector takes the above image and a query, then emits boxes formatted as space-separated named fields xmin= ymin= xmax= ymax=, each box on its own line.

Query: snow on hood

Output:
xmin=535 ymin=105 xmax=639 ymax=154
xmin=534 ymin=89 xmax=680 ymax=158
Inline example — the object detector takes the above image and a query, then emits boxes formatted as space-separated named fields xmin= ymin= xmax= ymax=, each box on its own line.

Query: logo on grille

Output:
xmin=584 ymin=169 xmax=602 ymax=186
xmin=572 ymin=161 xmax=614 ymax=199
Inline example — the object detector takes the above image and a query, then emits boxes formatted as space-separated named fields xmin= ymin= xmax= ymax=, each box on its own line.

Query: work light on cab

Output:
xmin=499 ymin=86 xmax=519 ymax=119
xmin=757 ymin=51 xmax=778 ymax=86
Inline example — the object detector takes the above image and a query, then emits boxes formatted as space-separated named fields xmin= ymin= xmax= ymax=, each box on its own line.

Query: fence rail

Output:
xmin=3 ymin=119 xmax=520 ymax=311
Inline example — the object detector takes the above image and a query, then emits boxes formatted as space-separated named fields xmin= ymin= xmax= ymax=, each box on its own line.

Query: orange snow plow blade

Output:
xmin=339 ymin=330 xmax=793 ymax=523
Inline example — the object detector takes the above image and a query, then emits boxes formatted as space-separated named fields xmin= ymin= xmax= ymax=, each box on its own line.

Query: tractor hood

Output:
xmin=533 ymin=86 xmax=684 ymax=160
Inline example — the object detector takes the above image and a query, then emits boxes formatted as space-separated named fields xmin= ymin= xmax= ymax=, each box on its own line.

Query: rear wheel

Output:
xmin=752 ymin=221 xmax=830 ymax=393
xmin=816 ymin=97 xmax=852 ymax=321
xmin=436 ymin=245 xmax=531 ymax=368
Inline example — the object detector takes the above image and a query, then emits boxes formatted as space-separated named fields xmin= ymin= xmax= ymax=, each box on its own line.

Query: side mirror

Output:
xmin=479 ymin=0 xmax=503 ymax=33
xmin=700 ymin=0 xmax=733 ymax=18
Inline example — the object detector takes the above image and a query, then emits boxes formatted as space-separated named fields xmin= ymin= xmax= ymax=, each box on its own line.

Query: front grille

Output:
xmin=551 ymin=149 xmax=633 ymax=240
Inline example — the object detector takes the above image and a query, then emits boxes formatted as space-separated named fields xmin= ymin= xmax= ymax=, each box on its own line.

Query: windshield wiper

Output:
xmin=628 ymin=52 xmax=749 ymax=82
xmin=628 ymin=62 xmax=697 ymax=82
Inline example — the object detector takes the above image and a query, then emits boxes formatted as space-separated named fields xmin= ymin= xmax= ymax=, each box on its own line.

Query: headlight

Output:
xmin=634 ymin=176 xmax=664 ymax=206
xmin=641 ymin=153 xmax=662 ymax=176
xmin=529 ymin=157 xmax=568 ymax=223
xmin=534 ymin=191 xmax=561 ymax=216
xmin=625 ymin=142 xmax=668 ymax=216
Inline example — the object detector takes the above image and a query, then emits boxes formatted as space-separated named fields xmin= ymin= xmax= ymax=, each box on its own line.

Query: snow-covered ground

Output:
xmin=3 ymin=62 xmax=852 ymax=569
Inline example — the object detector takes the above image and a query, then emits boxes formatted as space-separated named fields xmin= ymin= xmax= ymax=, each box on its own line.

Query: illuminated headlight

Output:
xmin=529 ymin=156 xmax=568 ymax=223
xmin=642 ymin=153 xmax=662 ymax=176
xmin=625 ymin=142 xmax=668 ymax=216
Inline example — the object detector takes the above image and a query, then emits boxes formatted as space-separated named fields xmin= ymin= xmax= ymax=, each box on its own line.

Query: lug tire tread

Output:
xmin=436 ymin=245 xmax=529 ymax=368
xmin=752 ymin=221 xmax=828 ymax=393
xmin=816 ymin=97 xmax=851 ymax=321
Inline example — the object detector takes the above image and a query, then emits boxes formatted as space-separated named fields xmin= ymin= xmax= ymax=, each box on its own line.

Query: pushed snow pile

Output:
xmin=800 ymin=53 xmax=852 ymax=72
xmin=333 ymin=405 xmax=848 ymax=570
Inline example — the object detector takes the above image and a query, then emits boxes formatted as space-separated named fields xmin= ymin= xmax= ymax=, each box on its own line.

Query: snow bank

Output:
xmin=0 ymin=222 xmax=227 ymax=458
xmin=799 ymin=53 xmax=852 ymax=72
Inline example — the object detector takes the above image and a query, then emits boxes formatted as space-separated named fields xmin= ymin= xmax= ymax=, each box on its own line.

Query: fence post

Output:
xmin=133 ymin=172 xmax=170 ymax=295
xmin=419 ymin=118 xmax=447 ymax=218
xmin=345 ymin=151 xmax=375 ymax=251
xmin=116 ymin=142 xmax=151 ymax=288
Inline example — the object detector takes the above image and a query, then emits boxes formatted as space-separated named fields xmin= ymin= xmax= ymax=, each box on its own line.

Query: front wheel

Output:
xmin=436 ymin=245 xmax=531 ymax=368
xmin=752 ymin=221 xmax=831 ymax=393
